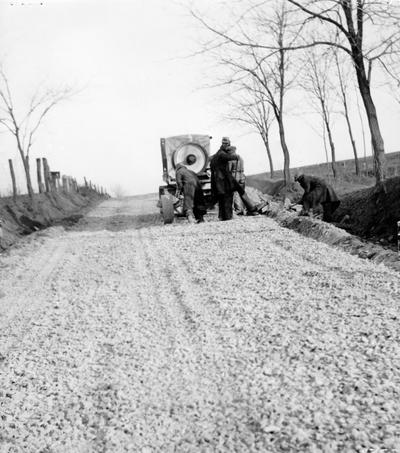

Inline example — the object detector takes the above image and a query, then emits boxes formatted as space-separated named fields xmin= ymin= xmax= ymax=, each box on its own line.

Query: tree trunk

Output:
xmin=36 ymin=158 xmax=44 ymax=193
xmin=343 ymin=104 xmax=360 ymax=176
xmin=262 ymin=133 xmax=274 ymax=178
xmin=356 ymin=92 xmax=368 ymax=175
xmin=354 ymin=61 xmax=385 ymax=184
xmin=324 ymin=117 xmax=337 ymax=179
xmin=277 ymin=115 xmax=291 ymax=184
xmin=322 ymin=119 xmax=329 ymax=163
xmin=363 ymin=90 xmax=385 ymax=183
xmin=8 ymin=159 xmax=17 ymax=202
xmin=320 ymin=99 xmax=336 ymax=178
xmin=337 ymin=59 xmax=360 ymax=176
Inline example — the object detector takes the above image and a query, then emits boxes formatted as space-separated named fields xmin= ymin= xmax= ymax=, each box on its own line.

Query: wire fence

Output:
xmin=0 ymin=156 xmax=108 ymax=199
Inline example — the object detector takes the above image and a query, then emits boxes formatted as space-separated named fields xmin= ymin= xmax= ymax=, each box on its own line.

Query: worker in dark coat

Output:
xmin=295 ymin=174 xmax=340 ymax=222
xmin=210 ymin=137 xmax=244 ymax=221
xmin=175 ymin=159 xmax=206 ymax=223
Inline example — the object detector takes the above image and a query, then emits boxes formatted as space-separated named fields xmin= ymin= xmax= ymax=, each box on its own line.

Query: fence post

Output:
xmin=62 ymin=175 xmax=67 ymax=192
xmin=42 ymin=158 xmax=51 ymax=192
xmin=36 ymin=158 xmax=44 ymax=193
xmin=50 ymin=172 xmax=60 ymax=192
xmin=8 ymin=159 xmax=17 ymax=202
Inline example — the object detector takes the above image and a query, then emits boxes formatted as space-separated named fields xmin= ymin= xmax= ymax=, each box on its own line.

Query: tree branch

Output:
xmin=287 ymin=0 xmax=350 ymax=38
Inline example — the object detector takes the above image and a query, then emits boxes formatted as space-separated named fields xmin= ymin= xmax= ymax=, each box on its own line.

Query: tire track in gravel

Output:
xmin=0 ymin=239 xmax=73 ymax=358
xmin=134 ymin=225 xmax=299 ymax=451
xmin=124 ymin=228 xmax=231 ymax=451
xmin=87 ymin=226 xmax=272 ymax=452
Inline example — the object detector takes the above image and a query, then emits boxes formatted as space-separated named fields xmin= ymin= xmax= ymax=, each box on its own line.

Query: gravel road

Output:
xmin=1 ymin=195 xmax=399 ymax=452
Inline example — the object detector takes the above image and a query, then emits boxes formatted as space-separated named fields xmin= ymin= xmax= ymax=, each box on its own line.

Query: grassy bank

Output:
xmin=0 ymin=189 xmax=106 ymax=251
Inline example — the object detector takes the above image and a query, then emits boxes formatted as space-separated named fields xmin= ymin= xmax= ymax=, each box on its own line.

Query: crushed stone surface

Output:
xmin=0 ymin=196 xmax=399 ymax=452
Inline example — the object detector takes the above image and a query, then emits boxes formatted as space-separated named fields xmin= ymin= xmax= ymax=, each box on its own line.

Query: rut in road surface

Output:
xmin=0 ymin=196 xmax=399 ymax=452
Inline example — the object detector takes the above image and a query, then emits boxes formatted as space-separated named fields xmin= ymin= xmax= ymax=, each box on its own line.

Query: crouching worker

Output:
xmin=295 ymin=174 xmax=340 ymax=222
xmin=175 ymin=157 xmax=207 ymax=224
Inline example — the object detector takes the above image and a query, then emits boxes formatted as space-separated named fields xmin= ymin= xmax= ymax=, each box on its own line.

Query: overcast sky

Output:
xmin=0 ymin=0 xmax=399 ymax=196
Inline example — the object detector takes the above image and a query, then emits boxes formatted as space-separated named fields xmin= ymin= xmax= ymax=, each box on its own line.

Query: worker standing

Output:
xmin=210 ymin=137 xmax=243 ymax=221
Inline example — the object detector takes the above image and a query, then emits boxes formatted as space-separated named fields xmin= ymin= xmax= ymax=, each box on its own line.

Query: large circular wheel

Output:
xmin=160 ymin=195 xmax=175 ymax=224
xmin=173 ymin=142 xmax=208 ymax=174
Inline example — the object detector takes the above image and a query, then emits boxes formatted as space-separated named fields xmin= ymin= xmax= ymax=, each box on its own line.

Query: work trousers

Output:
xmin=183 ymin=183 xmax=206 ymax=220
xmin=322 ymin=201 xmax=340 ymax=222
xmin=302 ymin=189 xmax=340 ymax=222
xmin=217 ymin=193 xmax=234 ymax=220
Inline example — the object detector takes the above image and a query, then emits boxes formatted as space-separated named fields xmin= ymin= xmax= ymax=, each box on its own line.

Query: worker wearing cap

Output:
xmin=210 ymin=137 xmax=244 ymax=220
xmin=175 ymin=155 xmax=207 ymax=223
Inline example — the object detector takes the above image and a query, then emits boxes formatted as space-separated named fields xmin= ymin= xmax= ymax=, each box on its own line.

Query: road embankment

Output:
xmin=0 ymin=190 xmax=106 ymax=251
xmin=246 ymin=187 xmax=400 ymax=273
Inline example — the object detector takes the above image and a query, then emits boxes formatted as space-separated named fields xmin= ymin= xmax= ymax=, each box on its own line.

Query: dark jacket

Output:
xmin=175 ymin=164 xmax=201 ymax=190
xmin=210 ymin=148 xmax=243 ymax=196
xmin=228 ymin=155 xmax=245 ymax=188
xmin=296 ymin=174 xmax=339 ymax=205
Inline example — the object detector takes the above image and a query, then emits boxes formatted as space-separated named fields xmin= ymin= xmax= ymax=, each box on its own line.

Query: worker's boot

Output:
xmin=187 ymin=211 xmax=196 ymax=224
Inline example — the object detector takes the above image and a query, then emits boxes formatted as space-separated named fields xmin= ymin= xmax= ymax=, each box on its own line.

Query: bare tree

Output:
xmin=192 ymin=1 xmax=298 ymax=184
xmin=226 ymin=82 xmax=275 ymax=177
xmin=301 ymin=49 xmax=338 ymax=178
xmin=287 ymin=0 xmax=400 ymax=185
xmin=193 ymin=0 xmax=400 ymax=185
xmin=0 ymin=66 xmax=74 ymax=198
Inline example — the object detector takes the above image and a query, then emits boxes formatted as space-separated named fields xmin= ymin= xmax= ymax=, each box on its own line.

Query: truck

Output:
xmin=158 ymin=134 xmax=213 ymax=224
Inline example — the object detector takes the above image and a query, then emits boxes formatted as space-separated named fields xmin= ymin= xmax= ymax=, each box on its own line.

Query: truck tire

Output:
xmin=160 ymin=195 xmax=174 ymax=224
